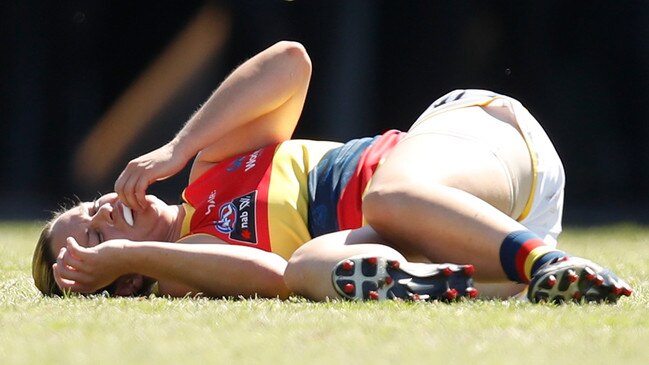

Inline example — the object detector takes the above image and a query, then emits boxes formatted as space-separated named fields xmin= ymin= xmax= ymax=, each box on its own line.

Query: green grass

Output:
xmin=1 ymin=221 xmax=648 ymax=364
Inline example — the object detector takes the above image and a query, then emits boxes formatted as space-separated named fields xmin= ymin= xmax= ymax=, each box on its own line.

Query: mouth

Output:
xmin=122 ymin=204 xmax=134 ymax=226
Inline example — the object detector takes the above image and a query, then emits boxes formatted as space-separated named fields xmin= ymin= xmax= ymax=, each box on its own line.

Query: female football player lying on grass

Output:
xmin=32 ymin=41 xmax=632 ymax=303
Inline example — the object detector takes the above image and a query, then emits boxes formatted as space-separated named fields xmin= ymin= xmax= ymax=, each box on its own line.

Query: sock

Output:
xmin=499 ymin=230 xmax=567 ymax=283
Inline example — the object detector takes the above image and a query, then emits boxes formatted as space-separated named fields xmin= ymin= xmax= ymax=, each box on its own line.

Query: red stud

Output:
xmin=463 ymin=264 xmax=475 ymax=276
xmin=384 ymin=276 xmax=393 ymax=285
xmin=566 ymin=270 xmax=579 ymax=283
xmin=389 ymin=260 xmax=400 ymax=270
xmin=622 ymin=287 xmax=633 ymax=296
xmin=546 ymin=275 xmax=557 ymax=288
xmin=411 ymin=293 xmax=421 ymax=301
xmin=466 ymin=287 xmax=479 ymax=299
xmin=366 ymin=257 xmax=378 ymax=265
xmin=595 ymin=275 xmax=604 ymax=286
xmin=584 ymin=267 xmax=596 ymax=281
xmin=611 ymin=286 xmax=622 ymax=295
xmin=445 ymin=288 xmax=458 ymax=300
xmin=368 ymin=291 xmax=379 ymax=300
xmin=343 ymin=283 xmax=355 ymax=294
xmin=342 ymin=260 xmax=354 ymax=271
xmin=442 ymin=267 xmax=453 ymax=277
xmin=572 ymin=291 xmax=583 ymax=301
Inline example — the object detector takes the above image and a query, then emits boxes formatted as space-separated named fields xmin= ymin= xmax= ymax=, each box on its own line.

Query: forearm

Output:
xmin=124 ymin=242 xmax=290 ymax=299
xmin=113 ymin=41 xmax=312 ymax=210
xmin=171 ymin=40 xmax=312 ymax=164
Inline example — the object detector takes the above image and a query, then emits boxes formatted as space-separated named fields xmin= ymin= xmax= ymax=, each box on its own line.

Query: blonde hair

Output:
xmin=32 ymin=206 xmax=70 ymax=296
xmin=32 ymin=221 xmax=59 ymax=296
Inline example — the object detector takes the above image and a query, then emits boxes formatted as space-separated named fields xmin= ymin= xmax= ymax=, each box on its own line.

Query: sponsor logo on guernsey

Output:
xmin=215 ymin=202 xmax=237 ymax=233
xmin=205 ymin=190 xmax=217 ymax=215
xmin=244 ymin=149 xmax=262 ymax=172
xmin=226 ymin=156 xmax=245 ymax=172
xmin=213 ymin=191 xmax=258 ymax=244
xmin=226 ymin=149 xmax=262 ymax=173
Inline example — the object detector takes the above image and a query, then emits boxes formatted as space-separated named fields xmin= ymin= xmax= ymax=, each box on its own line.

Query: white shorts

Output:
xmin=408 ymin=89 xmax=565 ymax=246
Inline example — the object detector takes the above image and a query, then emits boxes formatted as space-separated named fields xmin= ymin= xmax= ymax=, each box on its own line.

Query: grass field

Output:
xmin=1 ymin=221 xmax=647 ymax=365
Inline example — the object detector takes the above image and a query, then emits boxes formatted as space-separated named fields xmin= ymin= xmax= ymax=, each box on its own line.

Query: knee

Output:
xmin=283 ymin=248 xmax=306 ymax=294
xmin=284 ymin=244 xmax=324 ymax=298
xmin=363 ymin=183 xmax=419 ymax=231
xmin=363 ymin=183 xmax=394 ymax=218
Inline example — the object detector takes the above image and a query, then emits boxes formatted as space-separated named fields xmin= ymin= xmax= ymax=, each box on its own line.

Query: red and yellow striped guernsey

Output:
xmin=180 ymin=130 xmax=405 ymax=260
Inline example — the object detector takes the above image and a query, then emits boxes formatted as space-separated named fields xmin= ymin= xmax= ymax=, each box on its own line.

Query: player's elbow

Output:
xmin=254 ymin=269 xmax=290 ymax=300
xmin=274 ymin=40 xmax=312 ymax=80
xmin=254 ymin=254 xmax=291 ymax=300
xmin=268 ymin=273 xmax=291 ymax=300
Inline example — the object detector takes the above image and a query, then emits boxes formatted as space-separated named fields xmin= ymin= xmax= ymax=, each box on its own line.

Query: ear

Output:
xmin=112 ymin=274 xmax=144 ymax=296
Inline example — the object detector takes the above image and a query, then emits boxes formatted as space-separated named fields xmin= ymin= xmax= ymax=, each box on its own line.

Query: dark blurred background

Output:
xmin=2 ymin=0 xmax=648 ymax=224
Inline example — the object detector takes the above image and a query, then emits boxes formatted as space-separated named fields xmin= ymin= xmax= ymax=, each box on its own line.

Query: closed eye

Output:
xmin=85 ymin=228 xmax=103 ymax=247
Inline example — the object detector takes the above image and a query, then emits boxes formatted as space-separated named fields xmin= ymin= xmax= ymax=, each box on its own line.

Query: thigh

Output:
xmin=372 ymin=105 xmax=532 ymax=218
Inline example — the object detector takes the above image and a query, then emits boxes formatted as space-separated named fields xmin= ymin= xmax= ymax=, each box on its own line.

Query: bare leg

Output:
xmin=364 ymin=179 xmax=522 ymax=280
xmin=284 ymin=226 xmax=524 ymax=300
xmin=363 ymin=106 xmax=533 ymax=282
xmin=285 ymin=226 xmax=406 ymax=300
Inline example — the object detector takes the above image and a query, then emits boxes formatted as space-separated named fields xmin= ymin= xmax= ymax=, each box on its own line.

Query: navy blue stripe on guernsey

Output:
xmin=307 ymin=136 xmax=378 ymax=237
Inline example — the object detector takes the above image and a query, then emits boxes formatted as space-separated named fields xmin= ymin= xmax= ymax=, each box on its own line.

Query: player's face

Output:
xmin=48 ymin=192 xmax=171 ymax=260
xmin=48 ymin=192 xmax=172 ymax=296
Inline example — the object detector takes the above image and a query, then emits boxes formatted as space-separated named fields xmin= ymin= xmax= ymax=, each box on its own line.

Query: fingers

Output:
xmin=115 ymin=164 xmax=148 ymax=212
xmin=53 ymin=263 xmax=96 ymax=294
xmin=114 ymin=144 xmax=188 ymax=211
xmin=57 ymin=238 xmax=86 ymax=272
xmin=134 ymin=176 xmax=149 ymax=211
xmin=53 ymin=245 xmax=93 ymax=293
xmin=52 ymin=263 xmax=75 ymax=292
xmin=53 ymin=238 xmax=114 ymax=294
xmin=115 ymin=166 xmax=138 ymax=211
xmin=65 ymin=236 xmax=91 ymax=259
